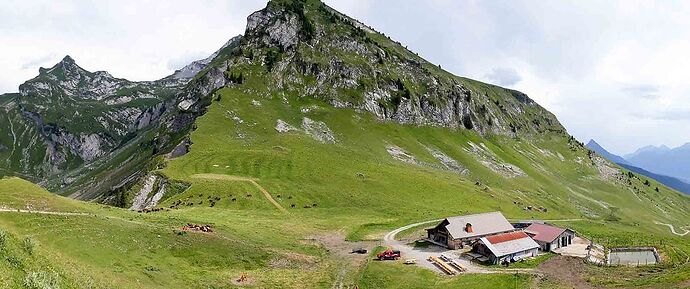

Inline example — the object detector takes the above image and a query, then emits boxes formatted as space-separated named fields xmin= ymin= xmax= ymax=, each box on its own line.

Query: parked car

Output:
xmin=377 ymin=249 xmax=401 ymax=260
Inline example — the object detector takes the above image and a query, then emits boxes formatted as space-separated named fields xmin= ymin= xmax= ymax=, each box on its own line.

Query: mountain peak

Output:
xmin=37 ymin=55 xmax=89 ymax=80
xmin=585 ymin=139 xmax=630 ymax=165
xmin=61 ymin=55 xmax=76 ymax=64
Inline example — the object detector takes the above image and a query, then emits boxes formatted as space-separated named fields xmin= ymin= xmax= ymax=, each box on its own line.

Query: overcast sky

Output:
xmin=2 ymin=0 xmax=690 ymax=155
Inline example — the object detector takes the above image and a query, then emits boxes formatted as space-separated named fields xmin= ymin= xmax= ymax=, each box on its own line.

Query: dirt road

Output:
xmin=0 ymin=207 xmax=89 ymax=216
xmin=383 ymin=219 xmax=497 ymax=273
xmin=654 ymin=221 xmax=690 ymax=236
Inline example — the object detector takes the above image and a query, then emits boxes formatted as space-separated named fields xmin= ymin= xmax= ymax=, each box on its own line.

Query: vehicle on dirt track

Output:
xmin=377 ymin=249 xmax=401 ymax=260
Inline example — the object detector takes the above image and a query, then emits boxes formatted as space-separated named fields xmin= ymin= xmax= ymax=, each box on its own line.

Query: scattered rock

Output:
xmin=424 ymin=146 xmax=469 ymax=174
xmin=464 ymin=142 xmax=526 ymax=178
xmin=301 ymin=117 xmax=336 ymax=144
xmin=275 ymin=119 xmax=298 ymax=133
xmin=386 ymin=145 xmax=418 ymax=164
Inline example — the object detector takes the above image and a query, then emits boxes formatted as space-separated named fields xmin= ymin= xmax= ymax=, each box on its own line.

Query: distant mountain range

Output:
xmin=625 ymin=143 xmax=690 ymax=182
xmin=586 ymin=140 xmax=690 ymax=195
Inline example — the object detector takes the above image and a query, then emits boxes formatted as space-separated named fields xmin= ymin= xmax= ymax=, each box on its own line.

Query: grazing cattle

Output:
xmin=246 ymin=194 xmax=252 ymax=197
xmin=291 ymin=204 xmax=296 ymax=208
xmin=312 ymin=203 xmax=317 ymax=207
xmin=232 ymin=198 xmax=237 ymax=202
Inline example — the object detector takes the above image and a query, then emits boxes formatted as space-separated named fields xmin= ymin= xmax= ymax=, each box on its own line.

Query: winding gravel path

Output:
xmin=654 ymin=221 xmax=690 ymax=236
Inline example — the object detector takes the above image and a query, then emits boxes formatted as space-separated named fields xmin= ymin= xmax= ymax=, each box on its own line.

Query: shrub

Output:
xmin=0 ymin=230 xmax=6 ymax=249
xmin=23 ymin=237 xmax=36 ymax=255
xmin=7 ymin=255 xmax=23 ymax=268
xmin=24 ymin=271 xmax=60 ymax=289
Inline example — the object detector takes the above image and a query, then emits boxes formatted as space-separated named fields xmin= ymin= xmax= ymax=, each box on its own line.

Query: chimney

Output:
xmin=465 ymin=223 xmax=473 ymax=233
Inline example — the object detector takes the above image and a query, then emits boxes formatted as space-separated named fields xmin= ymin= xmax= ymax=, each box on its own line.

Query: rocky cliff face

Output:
xmin=235 ymin=0 xmax=565 ymax=136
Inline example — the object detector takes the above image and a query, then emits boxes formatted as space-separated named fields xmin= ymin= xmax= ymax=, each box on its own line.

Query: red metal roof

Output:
xmin=485 ymin=231 xmax=530 ymax=244
xmin=525 ymin=223 xmax=567 ymax=243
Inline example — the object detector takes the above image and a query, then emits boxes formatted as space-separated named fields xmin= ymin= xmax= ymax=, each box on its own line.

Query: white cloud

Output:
xmin=485 ymin=68 xmax=522 ymax=87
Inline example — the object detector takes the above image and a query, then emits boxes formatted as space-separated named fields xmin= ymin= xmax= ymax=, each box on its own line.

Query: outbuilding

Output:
xmin=524 ymin=223 xmax=576 ymax=251
xmin=473 ymin=231 xmax=540 ymax=264
xmin=426 ymin=212 xmax=516 ymax=249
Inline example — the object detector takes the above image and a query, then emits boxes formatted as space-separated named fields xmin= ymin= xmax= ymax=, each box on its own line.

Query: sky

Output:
xmin=2 ymin=0 xmax=690 ymax=155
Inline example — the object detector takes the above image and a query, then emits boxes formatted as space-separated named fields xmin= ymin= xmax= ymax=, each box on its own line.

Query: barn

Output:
xmin=524 ymin=223 xmax=576 ymax=251
xmin=473 ymin=231 xmax=540 ymax=264
xmin=426 ymin=212 xmax=516 ymax=249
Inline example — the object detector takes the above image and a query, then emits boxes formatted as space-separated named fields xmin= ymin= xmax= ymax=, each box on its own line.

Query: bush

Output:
xmin=24 ymin=271 xmax=60 ymax=289
xmin=0 ymin=230 xmax=6 ymax=249
xmin=23 ymin=237 xmax=36 ymax=255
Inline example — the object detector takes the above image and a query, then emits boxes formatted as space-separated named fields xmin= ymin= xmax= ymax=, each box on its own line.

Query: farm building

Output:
xmin=524 ymin=223 xmax=576 ymax=251
xmin=426 ymin=212 xmax=516 ymax=249
xmin=473 ymin=231 xmax=540 ymax=264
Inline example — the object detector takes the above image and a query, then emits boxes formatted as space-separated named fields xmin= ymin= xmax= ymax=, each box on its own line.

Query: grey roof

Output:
xmin=445 ymin=211 xmax=515 ymax=240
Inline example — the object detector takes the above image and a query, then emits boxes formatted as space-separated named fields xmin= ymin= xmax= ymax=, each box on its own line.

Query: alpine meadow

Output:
xmin=0 ymin=1 xmax=688 ymax=288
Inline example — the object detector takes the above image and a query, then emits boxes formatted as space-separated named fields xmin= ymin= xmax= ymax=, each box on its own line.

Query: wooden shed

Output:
xmin=524 ymin=223 xmax=576 ymax=251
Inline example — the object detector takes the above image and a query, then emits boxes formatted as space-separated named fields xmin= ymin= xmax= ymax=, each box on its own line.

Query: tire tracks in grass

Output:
xmin=191 ymin=173 xmax=288 ymax=213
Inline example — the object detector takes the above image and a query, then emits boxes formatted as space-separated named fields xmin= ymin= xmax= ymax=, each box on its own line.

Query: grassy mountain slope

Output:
xmin=619 ymin=163 xmax=690 ymax=195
